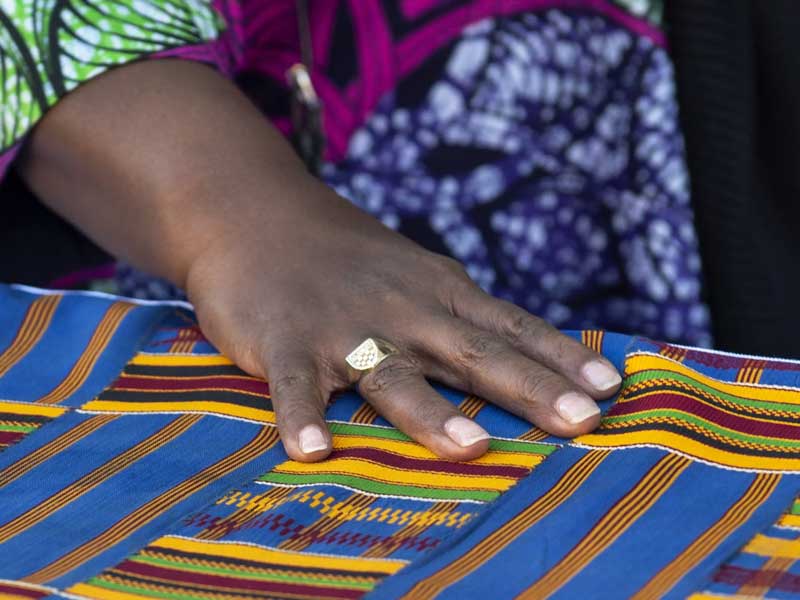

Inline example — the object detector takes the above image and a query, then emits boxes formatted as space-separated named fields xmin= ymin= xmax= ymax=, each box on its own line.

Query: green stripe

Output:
xmin=329 ymin=422 xmax=555 ymax=454
xmin=0 ymin=424 xmax=36 ymax=433
xmin=626 ymin=369 xmax=800 ymax=414
xmin=87 ymin=578 xmax=204 ymax=600
xmin=132 ymin=555 xmax=374 ymax=590
xmin=602 ymin=409 xmax=800 ymax=449
xmin=790 ymin=500 xmax=800 ymax=515
xmin=258 ymin=472 xmax=499 ymax=502
xmin=489 ymin=439 xmax=556 ymax=454
xmin=329 ymin=422 xmax=412 ymax=441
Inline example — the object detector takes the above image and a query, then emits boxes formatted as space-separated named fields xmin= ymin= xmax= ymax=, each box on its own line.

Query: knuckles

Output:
xmin=450 ymin=332 xmax=505 ymax=372
xmin=359 ymin=358 xmax=419 ymax=396
xmin=269 ymin=372 xmax=320 ymax=398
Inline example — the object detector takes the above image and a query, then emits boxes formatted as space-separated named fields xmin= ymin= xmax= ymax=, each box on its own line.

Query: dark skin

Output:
xmin=18 ymin=59 xmax=621 ymax=462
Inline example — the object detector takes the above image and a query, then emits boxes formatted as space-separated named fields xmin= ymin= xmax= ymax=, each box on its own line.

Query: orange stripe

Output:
xmin=0 ymin=296 xmax=61 ymax=378
xmin=519 ymin=454 xmax=691 ymax=599
xmin=632 ymin=473 xmax=780 ymax=599
xmin=518 ymin=428 xmax=549 ymax=442
xmin=23 ymin=426 xmax=280 ymax=583
xmin=0 ymin=415 xmax=117 ymax=487
xmin=0 ymin=415 xmax=201 ymax=543
xmin=352 ymin=402 xmax=379 ymax=425
xmin=459 ymin=396 xmax=486 ymax=419
xmin=37 ymin=302 xmax=135 ymax=405
xmin=401 ymin=451 xmax=610 ymax=600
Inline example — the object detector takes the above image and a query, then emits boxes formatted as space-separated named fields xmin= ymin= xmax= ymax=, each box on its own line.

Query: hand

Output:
xmin=186 ymin=179 xmax=621 ymax=462
xmin=18 ymin=59 xmax=620 ymax=463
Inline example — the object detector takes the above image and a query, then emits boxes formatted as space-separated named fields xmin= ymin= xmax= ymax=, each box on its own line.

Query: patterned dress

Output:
xmin=0 ymin=0 xmax=712 ymax=347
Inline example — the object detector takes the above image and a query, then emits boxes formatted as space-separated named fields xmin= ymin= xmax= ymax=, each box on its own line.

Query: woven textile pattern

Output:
xmin=1 ymin=284 xmax=800 ymax=599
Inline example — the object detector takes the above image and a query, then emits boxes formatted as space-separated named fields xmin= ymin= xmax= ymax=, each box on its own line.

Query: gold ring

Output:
xmin=345 ymin=337 xmax=398 ymax=375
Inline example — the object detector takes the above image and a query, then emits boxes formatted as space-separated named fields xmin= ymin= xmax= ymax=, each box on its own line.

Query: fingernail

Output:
xmin=298 ymin=425 xmax=328 ymax=454
xmin=581 ymin=361 xmax=622 ymax=391
xmin=444 ymin=416 xmax=490 ymax=447
xmin=556 ymin=392 xmax=601 ymax=424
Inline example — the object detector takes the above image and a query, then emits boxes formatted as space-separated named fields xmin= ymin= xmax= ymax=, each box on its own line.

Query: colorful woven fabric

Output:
xmin=1 ymin=283 xmax=799 ymax=599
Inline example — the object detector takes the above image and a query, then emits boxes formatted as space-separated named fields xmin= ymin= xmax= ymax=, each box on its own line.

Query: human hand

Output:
xmin=186 ymin=179 xmax=621 ymax=462
xmin=18 ymin=59 xmax=620 ymax=463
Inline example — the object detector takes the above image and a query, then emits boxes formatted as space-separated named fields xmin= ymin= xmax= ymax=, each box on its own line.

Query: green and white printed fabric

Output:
xmin=0 ymin=0 xmax=222 ymax=153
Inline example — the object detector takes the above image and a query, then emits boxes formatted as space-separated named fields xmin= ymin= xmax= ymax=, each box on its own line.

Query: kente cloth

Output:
xmin=0 ymin=0 xmax=711 ymax=347
xmin=1 ymin=285 xmax=800 ymax=599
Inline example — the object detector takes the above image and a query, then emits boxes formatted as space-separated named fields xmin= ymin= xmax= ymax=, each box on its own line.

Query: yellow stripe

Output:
xmin=519 ymin=454 xmax=691 ymax=599
xmin=130 ymin=353 xmax=234 ymax=367
xmin=80 ymin=400 xmax=276 ymax=424
xmin=576 ymin=429 xmax=800 ymax=471
xmin=743 ymin=534 xmax=800 ymax=559
xmin=274 ymin=458 xmax=526 ymax=491
xmin=778 ymin=513 xmax=800 ymax=528
xmin=628 ymin=354 xmax=800 ymax=405
xmin=0 ymin=415 xmax=201 ymax=543
xmin=152 ymin=536 xmax=406 ymax=574
xmin=24 ymin=427 xmax=280 ymax=583
xmin=0 ymin=415 xmax=116 ymax=487
xmin=0 ymin=295 xmax=61 ymax=378
xmin=37 ymin=303 xmax=134 ymax=405
xmin=332 ymin=435 xmax=542 ymax=468
xmin=632 ymin=473 xmax=780 ymax=599
xmin=401 ymin=450 xmax=610 ymax=600
xmin=621 ymin=379 xmax=798 ymax=421
xmin=0 ymin=401 xmax=66 ymax=418
xmin=616 ymin=386 xmax=800 ymax=427
xmin=67 ymin=582 xmax=153 ymax=600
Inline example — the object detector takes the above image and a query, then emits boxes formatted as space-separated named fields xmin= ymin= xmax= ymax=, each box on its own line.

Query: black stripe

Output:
xmin=623 ymin=382 xmax=800 ymax=425
xmin=98 ymin=389 xmax=272 ymax=410
xmin=124 ymin=364 xmax=248 ymax=377
xmin=0 ymin=412 xmax=52 ymax=424
xmin=605 ymin=421 xmax=800 ymax=459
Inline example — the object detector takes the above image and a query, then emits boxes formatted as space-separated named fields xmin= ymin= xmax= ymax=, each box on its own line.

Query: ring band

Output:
xmin=345 ymin=337 xmax=398 ymax=375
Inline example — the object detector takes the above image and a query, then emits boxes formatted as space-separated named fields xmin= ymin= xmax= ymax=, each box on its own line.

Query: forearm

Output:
xmin=16 ymin=59 xmax=325 ymax=287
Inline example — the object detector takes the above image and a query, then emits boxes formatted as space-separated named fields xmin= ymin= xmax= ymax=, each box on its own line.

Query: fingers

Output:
xmin=265 ymin=340 xmax=490 ymax=463
xmin=417 ymin=317 xmax=602 ymax=437
xmin=453 ymin=289 xmax=621 ymax=398
xmin=266 ymin=348 xmax=333 ymax=463
xmin=357 ymin=352 xmax=490 ymax=461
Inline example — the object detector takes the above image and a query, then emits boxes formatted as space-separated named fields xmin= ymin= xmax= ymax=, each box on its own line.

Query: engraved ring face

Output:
xmin=345 ymin=338 xmax=397 ymax=373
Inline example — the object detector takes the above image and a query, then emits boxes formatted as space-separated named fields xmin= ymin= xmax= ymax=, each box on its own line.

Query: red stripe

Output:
xmin=116 ymin=560 xmax=365 ymax=598
xmin=112 ymin=375 xmax=269 ymax=396
xmin=0 ymin=583 xmax=47 ymax=598
xmin=328 ymin=447 xmax=531 ymax=478
xmin=607 ymin=392 xmax=800 ymax=440
xmin=714 ymin=564 xmax=800 ymax=593
xmin=0 ymin=431 xmax=26 ymax=445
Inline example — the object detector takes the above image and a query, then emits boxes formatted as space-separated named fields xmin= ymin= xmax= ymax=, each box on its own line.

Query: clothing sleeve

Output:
xmin=0 ymin=0 xmax=231 ymax=178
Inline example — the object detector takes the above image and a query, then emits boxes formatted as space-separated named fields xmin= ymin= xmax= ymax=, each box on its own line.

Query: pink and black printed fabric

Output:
xmin=0 ymin=0 xmax=711 ymax=347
